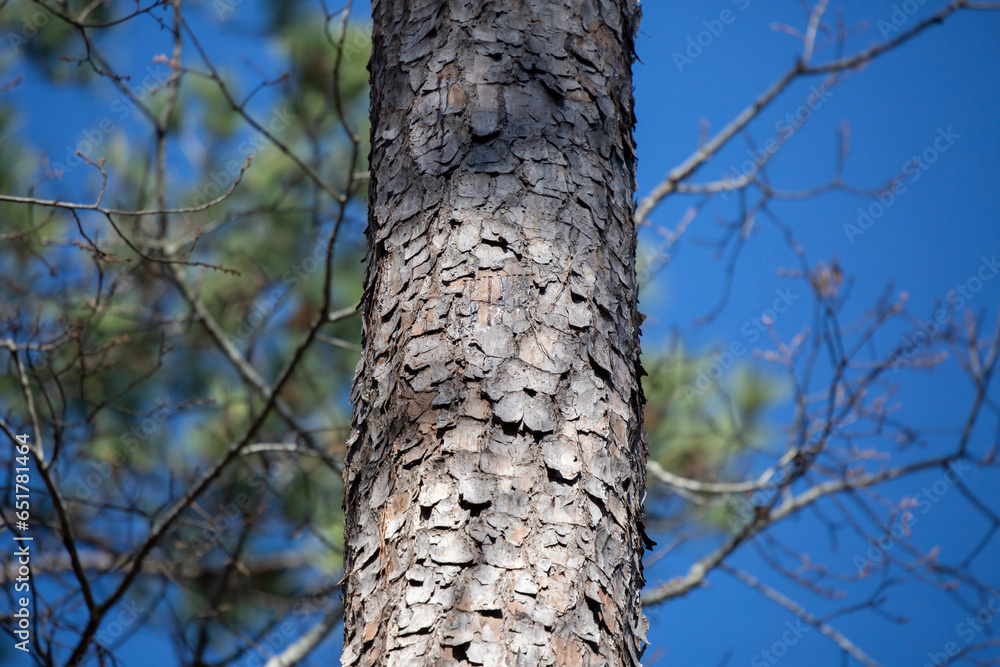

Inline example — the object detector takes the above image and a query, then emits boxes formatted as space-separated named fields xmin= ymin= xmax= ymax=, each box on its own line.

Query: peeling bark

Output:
xmin=343 ymin=1 xmax=648 ymax=664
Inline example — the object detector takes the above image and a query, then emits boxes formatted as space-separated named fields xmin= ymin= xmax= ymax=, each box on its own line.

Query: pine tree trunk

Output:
xmin=343 ymin=1 xmax=648 ymax=665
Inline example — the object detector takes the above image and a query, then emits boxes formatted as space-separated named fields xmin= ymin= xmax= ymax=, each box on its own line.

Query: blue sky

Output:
xmin=3 ymin=0 xmax=999 ymax=665
xmin=636 ymin=2 xmax=1000 ymax=665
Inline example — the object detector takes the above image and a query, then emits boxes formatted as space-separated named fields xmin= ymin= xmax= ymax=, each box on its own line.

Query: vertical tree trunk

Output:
xmin=343 ymin=1 xmax=648 ymax=665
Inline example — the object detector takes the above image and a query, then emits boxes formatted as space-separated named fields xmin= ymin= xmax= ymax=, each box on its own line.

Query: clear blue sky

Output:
xmin=3 ymin=0 xmax=999 ymax=665
xmin=636 ymin=2 xmax=1000 ymax=665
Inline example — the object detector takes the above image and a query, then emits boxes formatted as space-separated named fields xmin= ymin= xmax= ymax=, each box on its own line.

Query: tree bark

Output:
xmin=343 ymin=1 xmax=648 ymax=665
